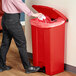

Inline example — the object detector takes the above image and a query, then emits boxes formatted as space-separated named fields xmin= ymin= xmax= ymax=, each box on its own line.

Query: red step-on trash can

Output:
xmin=30 ymin=5 xmax=68 ymax=75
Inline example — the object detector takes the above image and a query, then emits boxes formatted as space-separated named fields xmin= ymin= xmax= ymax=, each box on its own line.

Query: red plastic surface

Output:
xmin=0 ymin=0 xmax=4 ymax=15
xmin=31 ymin=24 xmax=65 ymax=75
xmin=32 ymin=5 xmax=68 ymax=22
xmin=0 ymin=17 xmax=2 ymax=30
xmin=0 ymin=0 xmax=4 ymax=30
xmin=31 ymin=5 xmax=67 ymax=75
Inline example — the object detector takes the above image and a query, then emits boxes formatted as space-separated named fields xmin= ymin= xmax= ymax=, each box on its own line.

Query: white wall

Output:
xmin=25 ymin=0 xmax=76 ymax=67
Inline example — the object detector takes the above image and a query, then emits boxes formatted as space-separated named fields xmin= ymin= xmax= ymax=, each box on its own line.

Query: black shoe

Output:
xmin=0 ymin=65 xmax=11 ymax=72
xmin=25 ymin=66 xmax=40 ymax=73
xmin=2 ymin=65 xmax=12 ymax=71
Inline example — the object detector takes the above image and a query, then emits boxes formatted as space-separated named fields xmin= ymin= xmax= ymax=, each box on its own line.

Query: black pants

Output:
xmin=0 ymin=13 xmax=31 ymax=69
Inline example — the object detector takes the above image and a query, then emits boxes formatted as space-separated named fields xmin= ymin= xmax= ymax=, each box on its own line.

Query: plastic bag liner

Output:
xmin=30 ymin=16 xmax=65 ymax=28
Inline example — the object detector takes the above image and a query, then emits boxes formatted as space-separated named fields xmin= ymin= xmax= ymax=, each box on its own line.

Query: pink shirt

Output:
xmin=2 ymin=0 xmax=33 ymax=16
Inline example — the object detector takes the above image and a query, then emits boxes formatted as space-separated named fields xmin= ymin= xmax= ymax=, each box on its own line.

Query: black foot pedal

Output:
xmin=38 ymin=67 xmax=45 ymax=73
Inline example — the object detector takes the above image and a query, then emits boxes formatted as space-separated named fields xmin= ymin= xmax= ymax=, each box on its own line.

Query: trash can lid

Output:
xmin=32 ymin=5 xmax=68 ymax=22
xmin=30 ymin=17 xmax=65 ymax=28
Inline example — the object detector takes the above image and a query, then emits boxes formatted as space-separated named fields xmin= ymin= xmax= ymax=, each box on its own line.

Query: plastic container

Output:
xmin=30 ymin=5 xmax=68 ymax=75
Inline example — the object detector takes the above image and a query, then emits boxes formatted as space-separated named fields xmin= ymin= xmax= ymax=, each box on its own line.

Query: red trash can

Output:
xmin=30 ymin=5 xmax=68 ymax=75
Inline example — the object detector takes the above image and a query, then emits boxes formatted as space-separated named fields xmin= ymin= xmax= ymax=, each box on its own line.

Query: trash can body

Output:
xmin=30 ymin=5 xmax=68 ymax=75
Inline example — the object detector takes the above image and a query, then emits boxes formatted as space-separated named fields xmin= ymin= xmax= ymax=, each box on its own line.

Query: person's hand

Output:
xmin=31 ymin=13 xmax=45 ymax=18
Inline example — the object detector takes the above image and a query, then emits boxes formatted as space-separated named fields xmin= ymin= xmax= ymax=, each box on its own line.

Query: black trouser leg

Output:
xmin=0 ymin=21 xmax=12 ymax=65
xmin=12 ymin=22 xmax=31 ymax=69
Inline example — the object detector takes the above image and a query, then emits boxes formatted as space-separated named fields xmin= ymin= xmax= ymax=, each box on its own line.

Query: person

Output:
xmin=0 ymin=0 xmax=44 ymax=73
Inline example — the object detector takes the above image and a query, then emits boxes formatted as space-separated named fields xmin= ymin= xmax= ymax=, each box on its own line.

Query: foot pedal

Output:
xmin=38 ymin=67 xmax=45 ymax=73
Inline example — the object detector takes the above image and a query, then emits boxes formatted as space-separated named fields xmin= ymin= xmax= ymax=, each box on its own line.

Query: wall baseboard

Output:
xmin=64 ymin=64 xmax=76 ymax=73
xmin=27 ymin=52 xmax=76 ymax=74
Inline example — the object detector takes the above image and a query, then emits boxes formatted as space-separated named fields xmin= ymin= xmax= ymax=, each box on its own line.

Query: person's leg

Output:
xmin=11 ymin=22 xmax=31 ymax=69
xmin=12 ymin=22 xmax=40 ymax=73
xmin=0 ymin=19 xmax=12 ymax=64
xmin=0 ymin=18 xmax=12 ymax=71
